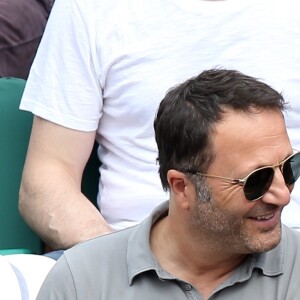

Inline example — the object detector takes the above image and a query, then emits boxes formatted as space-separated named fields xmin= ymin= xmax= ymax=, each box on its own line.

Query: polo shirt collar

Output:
xmin=127 ymin=201 xmax=171 ymax=285
xmin=218 ymin=227 xmax=285 ymax=292
xmin=126 ymin=201 xmax=285 ymax=286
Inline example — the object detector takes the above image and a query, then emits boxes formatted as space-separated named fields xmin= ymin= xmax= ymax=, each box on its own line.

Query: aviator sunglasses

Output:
xmin=184 ymin=151 xmax=300 ymax=201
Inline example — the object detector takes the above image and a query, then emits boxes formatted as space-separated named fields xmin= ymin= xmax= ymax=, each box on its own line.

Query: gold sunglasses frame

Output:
xmin=184 ymin=150 xmax=300 ymax=201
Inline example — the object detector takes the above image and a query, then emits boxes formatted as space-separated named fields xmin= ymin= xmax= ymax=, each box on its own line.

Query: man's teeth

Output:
xmin=255 ymin=214 xmax=274 ymax=221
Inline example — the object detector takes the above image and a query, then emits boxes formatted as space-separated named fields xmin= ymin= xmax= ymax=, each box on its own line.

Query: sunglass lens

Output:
xmin=283 ymin=152 xmax=300 ymax=185
xmin=244 ymin=167 xmax=274 ymax=201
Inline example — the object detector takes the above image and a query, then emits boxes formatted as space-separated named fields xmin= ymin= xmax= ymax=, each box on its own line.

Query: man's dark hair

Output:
xmin=154 ymin=68 xmax=288 ymax=190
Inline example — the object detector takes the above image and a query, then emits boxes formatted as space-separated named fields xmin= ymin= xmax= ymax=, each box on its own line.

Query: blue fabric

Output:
xmin=9 ymin=263 xmax=29 ymax=300
xmin=43 ymin=250 xmax=64 ymax=261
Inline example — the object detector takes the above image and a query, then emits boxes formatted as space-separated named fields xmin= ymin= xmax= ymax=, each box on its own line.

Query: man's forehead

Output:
xmin=210 ymin=108 xmax=290 ymax=164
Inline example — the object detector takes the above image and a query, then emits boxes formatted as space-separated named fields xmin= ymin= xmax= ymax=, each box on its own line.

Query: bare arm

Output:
xmin=19 ymin=116 xmax=112 ymax=249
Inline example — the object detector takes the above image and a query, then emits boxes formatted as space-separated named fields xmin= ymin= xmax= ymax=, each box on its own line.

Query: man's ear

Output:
xmin=167 ymin=170 xmax=191 ymax=210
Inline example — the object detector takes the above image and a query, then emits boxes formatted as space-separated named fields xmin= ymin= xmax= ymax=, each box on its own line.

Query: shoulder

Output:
xmin=64 ymin=226 xmax=134 ymax=272
xmin=276 ymin=226 xmax=300 ymax=298
xmin=283 ymin=226 xmax=300 ymax=253
xmin=281 ymin=226 xmax=300 ymax=277
xmin=48 ymin=227 xmax=135 ymax=297
xmin=283 ymin=226 xmax=300 ymax=246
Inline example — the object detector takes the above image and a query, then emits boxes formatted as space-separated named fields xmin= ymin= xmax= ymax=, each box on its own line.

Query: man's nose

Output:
xmin=261 ymin=168 xmax=291 ymax=207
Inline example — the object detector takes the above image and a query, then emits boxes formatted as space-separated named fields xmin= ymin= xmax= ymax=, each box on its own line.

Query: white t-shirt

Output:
xmin=20 ymin=0 xmax=300 ymax=229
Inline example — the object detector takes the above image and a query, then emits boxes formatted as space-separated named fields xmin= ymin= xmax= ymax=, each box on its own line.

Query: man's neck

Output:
xmin=150 ymin=216 xmax=247 ymax=299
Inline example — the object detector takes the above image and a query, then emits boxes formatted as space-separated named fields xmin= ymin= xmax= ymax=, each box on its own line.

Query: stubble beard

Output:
xmin=188 ymin=180 xmax=282 ymax=254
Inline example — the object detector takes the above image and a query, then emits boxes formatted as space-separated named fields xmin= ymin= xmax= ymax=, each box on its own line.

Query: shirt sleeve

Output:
xmin=20 ymin=0 xmax=103 ymax=131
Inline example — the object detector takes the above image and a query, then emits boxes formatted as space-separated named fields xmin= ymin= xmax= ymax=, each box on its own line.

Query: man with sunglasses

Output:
xmin=37 ymin=69 xmax=300 ymax=300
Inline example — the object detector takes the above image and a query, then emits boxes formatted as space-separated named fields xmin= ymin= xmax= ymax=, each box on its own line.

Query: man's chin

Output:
xmin=246 ymin=223 xmax=282 ymax=253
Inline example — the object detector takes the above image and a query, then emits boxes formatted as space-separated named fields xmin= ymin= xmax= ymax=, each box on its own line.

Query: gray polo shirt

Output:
xmin=37 ymin=201 xmax=300 ymax=299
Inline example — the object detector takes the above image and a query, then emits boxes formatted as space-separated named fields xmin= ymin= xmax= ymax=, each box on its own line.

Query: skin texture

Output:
xmin=19 ymin=117 xmax=112 ymax=249
xmin=150 ymin=109 xmax=292 ymax=300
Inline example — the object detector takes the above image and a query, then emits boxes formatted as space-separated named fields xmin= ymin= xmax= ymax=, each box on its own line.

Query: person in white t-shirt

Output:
xmin=19 ymin=0 xmax=300 ymax=251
